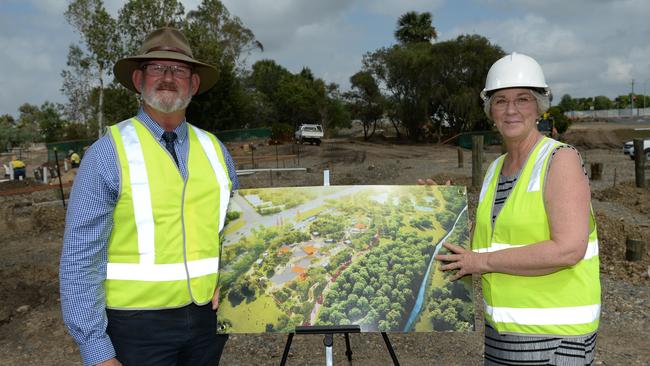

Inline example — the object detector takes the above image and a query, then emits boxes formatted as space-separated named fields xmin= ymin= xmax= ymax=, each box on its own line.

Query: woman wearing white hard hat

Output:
xmin=436 ymin=53 xmax=600 ymax=365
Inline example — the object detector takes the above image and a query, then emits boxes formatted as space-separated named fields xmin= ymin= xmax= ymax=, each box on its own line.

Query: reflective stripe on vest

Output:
xmin=191 ymin=125 xmax=230 ymax=232
xmin=484 ymin=301 xmax=601 ymax=326
xmin=472 ymin=137 xmax=601 ymax=336
xmin=106 ymin=118 xmax=231 ymax=308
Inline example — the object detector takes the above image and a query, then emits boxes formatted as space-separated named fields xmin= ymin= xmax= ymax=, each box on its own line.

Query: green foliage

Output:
xmin=410 ymin=216 xmax=433 ymax=230
xmin=428 ymin=35 xmax=504 ymax=136
xmin=65 ymin=0 xmax=121 ymax=137
xmin=187 ymin=61 xmax=256 ymax=132
xmin=271 ymin=122 xmax=293 ymax=142
xmin=0 ymin=115 xmax=18 ymax=152
xmin=363 ymin=31 xmax=503 ymax=141
xmin=363 ymin=42 xmax=434 ymax=141
xmin=227 ymin=278 xmax=256 ymax=306
xmin=318 ymin=234 xmax=434 ymax=330
xmin=394 ymin=11 xmax=437 ymax=44
xmin=116 ymin=0 xmax=186 ymax=57
xmin=594 ymin=95 xmax=613 ymax=110
xmin=427 ymin=280 xmax=473 ymax=331
xmin=309 ymin=214 xmax=348 ymax=239
xmin=345 ymin=71 xmax=384 ymax=140
xmin=224 ymin=211 xmax=241 ymax=226
xmin=547 ymin=107 xmax=571 ymax=134
xmin=558 ymin=94 xmax=577 ymax=112
xmin=559 ymin=93 xmax=649 ymax=111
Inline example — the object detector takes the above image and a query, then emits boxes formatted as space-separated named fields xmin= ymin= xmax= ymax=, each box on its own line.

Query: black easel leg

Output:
xmin=381 ymin=332 xmax=400 ymax=366
xmin=280 ymin=333 xmax=294 ymax=366
xmin=344 ymin=332 xmax=353 ymax=361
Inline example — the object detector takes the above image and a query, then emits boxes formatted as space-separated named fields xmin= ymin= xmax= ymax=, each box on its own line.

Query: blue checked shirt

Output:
xmin=59 ymin=109 xmax=239 ymax=366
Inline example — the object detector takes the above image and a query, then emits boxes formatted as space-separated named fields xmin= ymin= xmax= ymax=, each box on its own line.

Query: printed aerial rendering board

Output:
xmin=216 ymin=185 xmax=473 ymax=333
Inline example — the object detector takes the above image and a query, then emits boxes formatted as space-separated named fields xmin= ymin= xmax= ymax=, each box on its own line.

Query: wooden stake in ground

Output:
xmin=590 ymin=163 xmax=602 ymax=180
xmin=634 ymin=138 xmax=646 ymax=188
xmin=625 ymin=238 xmax=645 ymax=261
xmin=53 ymin=148 xmax=66 ymax=208
xmin=457 ymin=147 xmax=464 ymax=168
xmin=472 ymin=135 xmax=484 ymax=188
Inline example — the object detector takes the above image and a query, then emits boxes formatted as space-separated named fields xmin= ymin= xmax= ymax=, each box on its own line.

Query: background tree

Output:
xmin=346 ymin=71 xmax=384 ymax=140
xmin=363 ymin=43 xmax=434 ymax=141
xmin=363 ymin=11 xmax=441 ymax=141
xmin=65 ymin=0 xmax=120 ymax=138
xmin=394 ymin=11 xmax=437 ymax=44
xmin=183 ymin=0 xmax=263 ymax=132
xmin=594 ymin=95 xmax=613 ymax=110
xmin=116 ymin=0 xmax=186 ymax=57
xmin=60 ymin=45 xmax=95 ymax=125
xmin=428 ymin=35 xmax=504 ymax=138
xmin=0 ymin=115 xmax=18 ymax=152
xmin=558 ymin=94 xmax=577 ymax=112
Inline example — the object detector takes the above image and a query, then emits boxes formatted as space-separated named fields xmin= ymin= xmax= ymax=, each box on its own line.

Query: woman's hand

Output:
xmin=435 ymin=242 xmax=488 ymax=281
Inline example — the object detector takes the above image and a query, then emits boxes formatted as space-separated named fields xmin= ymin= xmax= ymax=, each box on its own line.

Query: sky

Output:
xmin=1 ymin=0 xmax=649 ymax=117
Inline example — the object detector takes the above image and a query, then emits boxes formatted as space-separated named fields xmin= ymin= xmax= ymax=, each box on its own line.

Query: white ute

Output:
xmin=623 ymin=139 xmax=650 ymax=160
xmin=295 ymin=124 xmax=324 ymax=146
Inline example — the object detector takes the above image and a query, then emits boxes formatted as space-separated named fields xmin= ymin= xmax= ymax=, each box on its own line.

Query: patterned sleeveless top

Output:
xmin=492 ymin=145 xmax=587 ymax=226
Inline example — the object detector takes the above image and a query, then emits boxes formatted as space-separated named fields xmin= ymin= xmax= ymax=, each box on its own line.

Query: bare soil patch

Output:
xmin=1 ymin=124 xmax=648 ymax=365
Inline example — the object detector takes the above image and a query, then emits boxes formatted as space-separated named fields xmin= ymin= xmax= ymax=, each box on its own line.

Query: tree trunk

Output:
xmin=98 ymin=65 xmax=105 ymax=138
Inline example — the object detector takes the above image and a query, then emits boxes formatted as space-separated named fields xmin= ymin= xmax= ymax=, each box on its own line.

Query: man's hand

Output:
xmin=96 ymin=358 xmax=122 ymax=366
xmin=212 ymin=287 xmax=220 ymax=311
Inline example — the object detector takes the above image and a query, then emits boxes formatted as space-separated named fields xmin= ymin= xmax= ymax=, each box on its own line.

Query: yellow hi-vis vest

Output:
xmin=105 ymin=118 xmax=232 ymax=309
xmin=472 ymin=137 xmax=600 ymax=336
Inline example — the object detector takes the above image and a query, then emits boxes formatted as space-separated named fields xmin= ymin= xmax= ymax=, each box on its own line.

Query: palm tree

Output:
xmin=394 ymin=11 xmax=437 ymax=44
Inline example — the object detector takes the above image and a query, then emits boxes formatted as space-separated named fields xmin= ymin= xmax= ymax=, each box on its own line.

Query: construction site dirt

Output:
xmin=0 ymin=122 xmax=648 ymax=365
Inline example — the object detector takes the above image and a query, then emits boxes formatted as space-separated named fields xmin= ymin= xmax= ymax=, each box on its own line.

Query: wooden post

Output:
xmin=53 ymin=148 xmax=66 ymax=208
xmin=634 ymin=138 xmax=646 ymax=188
xmin=612 ymin=167 xmax=617 ymax=187
xmin=625 ymin=238 xmax=645 ymax=261
xmin=457 ymin=147 xmax=464 ymax=168
xmin=250 ymin=144 xmax=255 ymax=169
xmin=590 ymin=163 xmax=602 ymax=180
xmin=472 ymin=135 xmax=484 ymax=188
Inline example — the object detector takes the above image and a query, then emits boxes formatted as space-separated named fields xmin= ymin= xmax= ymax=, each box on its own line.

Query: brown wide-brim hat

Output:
xmin=113 ymin=27 xmax=218 ymax=95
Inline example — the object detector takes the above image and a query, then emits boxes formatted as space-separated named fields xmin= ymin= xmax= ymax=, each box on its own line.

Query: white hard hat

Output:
xmin=480 ymin=52 xmax=550 ymax=100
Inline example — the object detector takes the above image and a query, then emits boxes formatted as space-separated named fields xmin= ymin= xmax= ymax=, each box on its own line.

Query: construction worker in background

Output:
xmin=10 ymin=155 xmax=26 ymax=180
xmin=537 ymin=111 xmax=556 ymax=138
xmin=68 ymin=150 xmax=81 ymax=168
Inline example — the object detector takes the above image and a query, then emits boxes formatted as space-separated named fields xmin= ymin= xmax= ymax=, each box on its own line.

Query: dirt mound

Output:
xmin=562 ymin=129 xmax=622 ymax=149
xmin=0 ymin=179 xmax=39 ymax=191
xmin=596 ymin=212 xmax=650 ymax=284
xmin=594 ymin=181 xmax=650 ymax=216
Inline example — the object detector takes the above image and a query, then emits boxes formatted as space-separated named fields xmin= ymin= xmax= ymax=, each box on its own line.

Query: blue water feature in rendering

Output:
xmin=403 ymin=205 xmax=468 ymax=332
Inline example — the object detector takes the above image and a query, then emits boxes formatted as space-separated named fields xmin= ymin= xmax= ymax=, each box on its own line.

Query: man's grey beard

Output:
xmin=141 ymin=79 xmax=192 ymax=113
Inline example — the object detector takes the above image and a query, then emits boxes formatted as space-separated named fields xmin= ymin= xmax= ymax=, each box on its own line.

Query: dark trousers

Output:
xmin=13 ymin=168 xmax=25 ymax=180
xmin=106 ymin=303 xmax=228 ymax=366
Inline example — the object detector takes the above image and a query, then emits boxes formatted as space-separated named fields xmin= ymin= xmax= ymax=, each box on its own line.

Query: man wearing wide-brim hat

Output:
xmin=60 ymin=27 xmax=239 ymax=366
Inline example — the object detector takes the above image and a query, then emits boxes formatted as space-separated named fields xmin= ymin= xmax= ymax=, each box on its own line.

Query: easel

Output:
xmin=279 ymin=325 xmax=400 ymax=366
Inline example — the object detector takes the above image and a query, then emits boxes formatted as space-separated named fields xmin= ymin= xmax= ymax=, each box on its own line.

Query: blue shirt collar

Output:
xmin=136 ymin=108 xmax=188 ymax=144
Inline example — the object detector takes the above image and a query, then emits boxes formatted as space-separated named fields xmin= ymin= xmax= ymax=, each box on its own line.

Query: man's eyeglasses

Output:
xmin=141 ymin=64 xmax=193 ymax=79
xmin=491 ymin=95 xmax=536 ymax=111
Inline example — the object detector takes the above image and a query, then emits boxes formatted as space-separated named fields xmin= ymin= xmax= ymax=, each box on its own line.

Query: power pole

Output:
xmin=631 ymin=79 xmax=635 ymax=116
